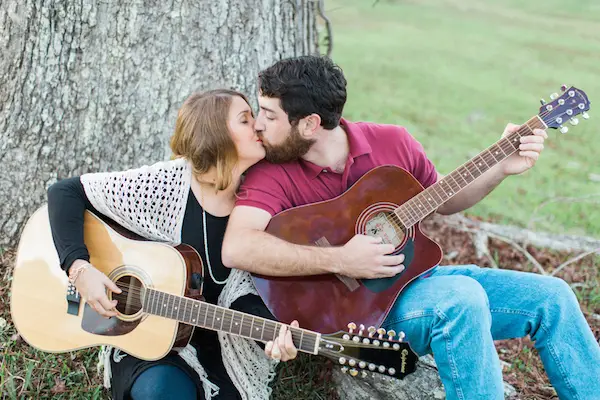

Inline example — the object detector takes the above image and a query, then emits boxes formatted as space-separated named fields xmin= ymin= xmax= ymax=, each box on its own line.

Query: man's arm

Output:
xmin=436 ymin=123 xmax=547 ymax=215
xmin=222 ymin=205 xmax=341 ymax=276
xmin=435 ymin=168 xmax=505 ymax=215
xmin=221 ymin=206 xmax=404 ymax=278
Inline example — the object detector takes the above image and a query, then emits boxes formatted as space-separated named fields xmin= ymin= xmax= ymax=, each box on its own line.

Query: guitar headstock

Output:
xmin=538 ymin=85 xmax=590 ymax=134
xmin=317 ymin=322 xmax=418 ymax=380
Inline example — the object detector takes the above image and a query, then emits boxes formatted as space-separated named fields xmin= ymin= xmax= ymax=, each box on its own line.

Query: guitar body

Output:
xmin=10 ymin=206 xmax=203 ymax=360
xmin=253 ymin=165 xmax=443 ymax=334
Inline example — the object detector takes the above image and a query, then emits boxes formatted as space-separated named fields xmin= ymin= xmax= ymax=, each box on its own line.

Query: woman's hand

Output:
xmin=71 ymin=260 xmax=122 ymax=318
xmin=265 ymin=320 xmax=300 ymax=362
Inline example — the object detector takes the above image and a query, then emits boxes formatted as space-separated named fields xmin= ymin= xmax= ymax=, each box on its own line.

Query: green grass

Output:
xmin=327 ymin=0 xmax=600 ymax=237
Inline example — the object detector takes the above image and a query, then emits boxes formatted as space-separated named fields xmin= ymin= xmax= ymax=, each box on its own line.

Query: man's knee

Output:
xmin=130 ymin=364 xmax=196 ymax=400
xmin=437 ymin=276 xmax=490 ymax=319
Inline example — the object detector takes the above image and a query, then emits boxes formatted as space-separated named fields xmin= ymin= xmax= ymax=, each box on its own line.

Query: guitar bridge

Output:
xmin=66 ymin=283 xmax=81 ymax=315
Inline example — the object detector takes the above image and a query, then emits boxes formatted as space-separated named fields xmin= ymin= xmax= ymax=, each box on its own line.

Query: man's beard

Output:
xmin=261 ymin=124 xmax=315 ymax=164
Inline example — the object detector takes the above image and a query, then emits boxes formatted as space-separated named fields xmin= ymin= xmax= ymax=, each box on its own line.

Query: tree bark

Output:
xmin=0 ymin=0 xmax=318 ymax=250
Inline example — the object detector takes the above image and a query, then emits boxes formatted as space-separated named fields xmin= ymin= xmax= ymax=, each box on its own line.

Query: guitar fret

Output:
xmin=209 ymin=305 xmax=217 ymax=329
xmin=175 ymin=296 xmax=182 ymax=320
xmin=146 ymin=289 xmax=154 ymax=314
xmin=193 ymin=301 xmax=200 ymax=324
xmin=249 ymin=317 xmax=256 ymax=339
xmin=167 ymin=293 xmax=175 ymax=319
xmin=439 ymin=179 xmax=454 ymax=197
xmin=447 ymin=173 xmax=462 ymax=191
xmin=184 ymin=299 xmax=190 ymax=322
xmin=260 ymin=319 xmax=266 ymax=341
xmin=298 ymin=330 xmax=305 ymax=351
xmin=218 ymin=308 xmax=225 ymax=331
xmin=158 ymin=291 xmax=166 ymax=317
xmin=405 ymin=201 xmax=420 ymax=222
xmin=228 ymin=310 xmax=234 ymax=333
xmin=489 ymin=145 xmax=503 ymax=162
xmin=202 ymin=302 xmax=209 ymax=326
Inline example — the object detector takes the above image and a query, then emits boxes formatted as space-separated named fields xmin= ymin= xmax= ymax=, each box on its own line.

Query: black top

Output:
xmin=47 ymin=177 xmax=230 ymax=304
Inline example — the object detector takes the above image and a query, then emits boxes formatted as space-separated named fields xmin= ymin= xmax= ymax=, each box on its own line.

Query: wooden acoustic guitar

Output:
xmin=252 ymin=86 xmax=591 ymax=334
xmin=10 ymin=206 xmax=418 ymax=380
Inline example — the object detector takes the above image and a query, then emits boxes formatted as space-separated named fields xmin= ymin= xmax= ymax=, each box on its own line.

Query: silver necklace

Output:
xmin=200 ymin=184 xmax=229 ymax=285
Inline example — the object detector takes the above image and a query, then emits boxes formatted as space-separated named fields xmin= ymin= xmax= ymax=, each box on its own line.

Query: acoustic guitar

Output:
xmin=252 ymin=86 xmax=591 ymax=333
xmin=11 ymin=206 xmax=418 ymax=380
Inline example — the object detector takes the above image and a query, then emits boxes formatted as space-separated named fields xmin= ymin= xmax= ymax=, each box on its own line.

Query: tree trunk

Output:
xmin=0 ymin=0 xmax=318 ymax=250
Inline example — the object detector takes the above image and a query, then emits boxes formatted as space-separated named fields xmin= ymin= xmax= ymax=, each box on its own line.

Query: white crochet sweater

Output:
xmin=80 ymin=157 xmax=278 ymax=399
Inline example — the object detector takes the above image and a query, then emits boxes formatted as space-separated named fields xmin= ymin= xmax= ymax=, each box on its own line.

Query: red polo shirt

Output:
xmin=236 ymin=118 xmax=438 ymax=215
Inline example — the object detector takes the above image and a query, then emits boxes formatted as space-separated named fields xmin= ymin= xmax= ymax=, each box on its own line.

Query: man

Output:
xmin=223 ymin=55 xmax=600 ymax=399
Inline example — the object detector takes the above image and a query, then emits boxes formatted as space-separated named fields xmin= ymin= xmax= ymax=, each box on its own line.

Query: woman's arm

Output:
xmin=47 ymin=177 xmax=98 ymax=274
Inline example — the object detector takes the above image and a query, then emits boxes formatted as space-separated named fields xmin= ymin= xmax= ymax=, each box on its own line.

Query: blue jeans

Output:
xmin=130 ymin=364 xmax=197 ymax=400
xmin=383 ymin=264 xmax=600 ymax=400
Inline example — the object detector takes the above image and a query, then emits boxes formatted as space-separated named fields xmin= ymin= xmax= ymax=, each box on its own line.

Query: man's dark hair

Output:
xmin=258 ymin=55 xmax=347 ymax=130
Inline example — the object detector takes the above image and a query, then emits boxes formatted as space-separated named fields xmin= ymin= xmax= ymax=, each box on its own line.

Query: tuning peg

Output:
xmin=349 ymin=359 xmax=356 ymax=367
xmin=387 ymin=329 xmax=396 ymax=340
xmin=540 ymin=98 xmax=547 ymax=105
xmin=358 ymin=324 xmax=365 ymax=336
xmin=349 ymin=368 xmax=359 ymax=377
xmin=378 ymin=365 xmax=386 ymax=373
xmin=559 ymin=125 xmax=569 ymax=134
xmin=388 ymin=367 xmax=396 ymax=375
xmin=347 ymin=322 xmax=356 ymax=334
xmin=341 ymin=366 xmax=348 ymax=374
xmin=367 ymin=326 xmax=376 ymax=338
xmin=368 ymin=363 xmax=376 ymax=371
xmin=550 ymin=93 xmax=559 ymax=100
xmin=570 ymin=117 xmax=579 ymax=125
xmin=582 ymin=112 xmax=590 ymax=119
xmin=359 ymin=361 xmax=366 ymax=369
xmin=377 ymin=328 xmax=386 ymax=339
xmin=561 ymin=84 xmax=568 ymax=92
xmin=398 ymin=331 xmax=406 ymax=342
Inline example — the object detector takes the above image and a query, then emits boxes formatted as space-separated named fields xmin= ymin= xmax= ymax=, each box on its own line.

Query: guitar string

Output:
xmin=390 ymin=107 xmax=574 ymax=228
xmin=108 ymin=286 xmax=397 ymax=348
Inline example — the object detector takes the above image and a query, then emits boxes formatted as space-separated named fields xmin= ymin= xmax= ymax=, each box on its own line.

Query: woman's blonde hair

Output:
xmin=170 ymin=89 xmax=250 ymax=191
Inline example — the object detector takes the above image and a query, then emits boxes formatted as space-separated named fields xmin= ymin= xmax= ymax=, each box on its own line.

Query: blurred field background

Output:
xmin=331 ymin=0 xmax=600 ymax=237
xmin=1 ymin=0 xmax=599 ymax=399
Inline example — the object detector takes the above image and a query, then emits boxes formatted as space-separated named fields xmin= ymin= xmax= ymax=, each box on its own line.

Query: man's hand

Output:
xmin=337 ymin=234 xmax=405 ymax=279
xmin=499 ymin=123 xmax=548 ymax=176
xmin=265 ymin=320 xmax=300 ymax=362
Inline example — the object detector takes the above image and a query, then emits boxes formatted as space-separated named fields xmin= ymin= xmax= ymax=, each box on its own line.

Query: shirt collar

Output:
xmin=300 ymin=118 xmax=372 ymax=179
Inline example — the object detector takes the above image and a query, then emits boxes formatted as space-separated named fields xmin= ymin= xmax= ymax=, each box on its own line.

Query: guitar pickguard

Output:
xmin=361 ymin=238 xmax=415 ymax=293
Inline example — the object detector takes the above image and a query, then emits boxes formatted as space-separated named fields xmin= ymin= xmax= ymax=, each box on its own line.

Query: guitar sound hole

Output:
xmin=365 ymin=211 xmax=406 ymax=248
xmin=113 ymin=275 xmax=145 ymax=316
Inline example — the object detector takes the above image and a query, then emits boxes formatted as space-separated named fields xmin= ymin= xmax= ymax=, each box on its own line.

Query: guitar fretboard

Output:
xmin=394 ymin=116 xmax=546 ymax=227
xmin=143 ymin=288 xmax=319 ymax=354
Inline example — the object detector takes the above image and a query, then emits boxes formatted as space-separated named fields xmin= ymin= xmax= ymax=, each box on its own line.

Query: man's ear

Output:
xmin=299 ymin=114 xmax=321 ymax=137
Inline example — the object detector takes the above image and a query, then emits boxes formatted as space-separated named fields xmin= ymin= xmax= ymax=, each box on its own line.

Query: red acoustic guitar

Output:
xmin=252 ymin=86 xmax=591 ymax=334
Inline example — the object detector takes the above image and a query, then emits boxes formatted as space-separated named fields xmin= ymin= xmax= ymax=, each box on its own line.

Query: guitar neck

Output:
xmin=394 ymin=115 xmax=547 ymax=228
xmin=143 ymin=288 xmax=320 ymax=354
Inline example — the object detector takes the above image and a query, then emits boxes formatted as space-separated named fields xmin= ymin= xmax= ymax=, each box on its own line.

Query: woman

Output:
xmin=47 ymin=89 xmax=297 ymax=400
